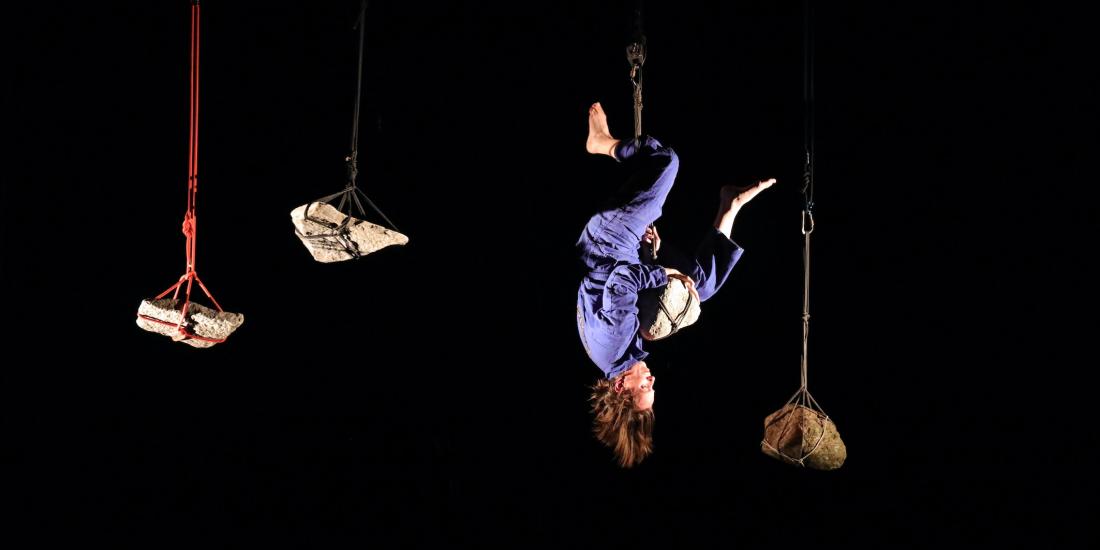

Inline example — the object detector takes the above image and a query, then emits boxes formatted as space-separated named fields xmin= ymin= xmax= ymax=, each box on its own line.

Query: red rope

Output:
xmin=187 ymin=2 xmax=199 ymax=276
xmin=139 ymin=2 xmax=227 ymax=344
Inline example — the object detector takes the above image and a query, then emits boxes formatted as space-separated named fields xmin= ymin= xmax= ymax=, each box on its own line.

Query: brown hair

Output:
xmin=589 ymin=377 xmax=655 ymax=468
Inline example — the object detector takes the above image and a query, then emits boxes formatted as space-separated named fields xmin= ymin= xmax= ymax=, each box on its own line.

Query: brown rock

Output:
xmin=761 ymin=403 xmax=846 ymax=470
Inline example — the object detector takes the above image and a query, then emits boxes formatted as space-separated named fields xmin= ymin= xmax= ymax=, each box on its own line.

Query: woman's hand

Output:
xmin=663 ymin=267 xmax=700 ymax=302
xmin=643 ymin=225 xmax=662 ymax=256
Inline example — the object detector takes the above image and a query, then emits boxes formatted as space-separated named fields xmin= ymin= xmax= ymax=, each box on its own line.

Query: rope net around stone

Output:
xmin=759 ymin=220 xmax=841 ymax=469
xmin=136 ymin=1 xmax=243 ymax=347
xmin=759 ymin=209 xmax=845 ymax=470
xmin=760 ymin=0 xmax=844 ymax=470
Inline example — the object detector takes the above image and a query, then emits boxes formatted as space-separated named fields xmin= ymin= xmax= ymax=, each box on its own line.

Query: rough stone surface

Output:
xmin=761 ymin=403 xmax=847 ymax=470
xmin=637 ymin=277 xmax=702 ymax=340
xmin=290 ymin=202 xmax=408 ymax=263
xmin=136 ymin=298 xmax=244 ymax=348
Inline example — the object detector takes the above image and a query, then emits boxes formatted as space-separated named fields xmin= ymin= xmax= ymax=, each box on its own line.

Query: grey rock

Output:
xmin=637 ymin=277 xmax=702 ymax=340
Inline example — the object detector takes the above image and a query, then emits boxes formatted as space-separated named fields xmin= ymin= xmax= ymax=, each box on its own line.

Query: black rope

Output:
xmin=802 ymin=0 xmax=815 ymax=213
xmin=347 ymin=0 xmax=367 ymax=190
xmin=312 ymin=0 xmax=400 ymax=238
xmin=799 ymin=0 xmax=816 ymax=394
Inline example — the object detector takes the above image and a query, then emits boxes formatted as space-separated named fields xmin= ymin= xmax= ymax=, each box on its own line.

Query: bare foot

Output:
xmin=721 ymin=178 xmax=776 ymax=209
xmin=586 ymin=102 xmax=620 ymax=158
xmin=715 ymin=178 xmax=776 ymax=238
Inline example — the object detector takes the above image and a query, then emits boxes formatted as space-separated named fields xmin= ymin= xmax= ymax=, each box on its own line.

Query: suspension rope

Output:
xmin=760 ymin=1 xmax=847 ymax=470
xmin=802 ymin=0 xmax=815 ymax=210
xmin=319 ymin=0 xmax=400 ymax=234
xmin=187 ymin=0 xmax=200 ymax=276
xmin=786 ymin=0 xmax=823 ymax=415
xmin=627 ymin=2 xmax=659 ymax=265
xmin=347 ymin=0 xmax=366 ymax=191
xmin=800 ymin=0 xmax=815 ymax=396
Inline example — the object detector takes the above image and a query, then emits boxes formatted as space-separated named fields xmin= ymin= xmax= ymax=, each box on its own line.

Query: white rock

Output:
xmin=637 ymin=277 xmax=702 ymax=340
xmin=136 ymin=298 xmax=244 ymax=348
xmin=290 ymin=202 xmax=408 ymax=263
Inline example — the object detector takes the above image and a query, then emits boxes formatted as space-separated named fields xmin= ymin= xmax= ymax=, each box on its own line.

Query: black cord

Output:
xmin=348 ymin=0 xmax=367 ymax=181
xmin=802 ymin=0 xmax=815 ymax=212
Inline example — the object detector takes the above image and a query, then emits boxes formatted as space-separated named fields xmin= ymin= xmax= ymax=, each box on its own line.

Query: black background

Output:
xmin=5 ymin=0 xmax=1093 ymax=546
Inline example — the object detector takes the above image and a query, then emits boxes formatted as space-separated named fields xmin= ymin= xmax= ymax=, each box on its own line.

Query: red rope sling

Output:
xmin=137 ymin=1 xmax=238 ymax=346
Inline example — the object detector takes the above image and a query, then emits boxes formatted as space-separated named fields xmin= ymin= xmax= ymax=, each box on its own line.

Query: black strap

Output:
xmin=295 ymin=202 xmax=364 ymax=258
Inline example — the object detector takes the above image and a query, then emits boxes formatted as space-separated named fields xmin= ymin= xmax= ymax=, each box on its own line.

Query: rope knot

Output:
xmin=181 ymin=212 xmax=196 ymax=238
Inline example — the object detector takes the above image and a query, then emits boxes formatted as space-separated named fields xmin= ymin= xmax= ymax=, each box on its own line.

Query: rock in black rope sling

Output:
xmin=290 ymin=0 xmax=408 ymax=263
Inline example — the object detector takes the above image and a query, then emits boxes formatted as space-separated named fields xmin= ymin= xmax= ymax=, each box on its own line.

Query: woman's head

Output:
xmin=616 ymin=362 xmax=656 ymax=410
xmin=589 ymin=362 xmax=656 ymax=467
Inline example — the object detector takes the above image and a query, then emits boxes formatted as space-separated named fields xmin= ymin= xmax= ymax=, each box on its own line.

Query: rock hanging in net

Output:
xmin=760 ymin=403 xmax=846 ymax=470
xmin=637 ymin=277 xmax=701 ymax=340
xmin=290 ymin=202 xmax=408 ymax=263
xmin=136 ymin=299 xmax=244 ymax=348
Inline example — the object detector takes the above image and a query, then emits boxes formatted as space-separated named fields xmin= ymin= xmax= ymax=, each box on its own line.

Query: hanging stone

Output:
xmin=637 ymin=277 xmax=701 ymax=340
xmin=760 ymin=403 xmax=846 ymax=470
xmin=136 ymin=299 xmax=244 ymax=348
xmin=290 ymin=202 xmax=408 ymax=263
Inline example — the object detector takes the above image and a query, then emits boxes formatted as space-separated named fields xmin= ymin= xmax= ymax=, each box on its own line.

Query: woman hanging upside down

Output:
xmin=577 ymin=101 xmax=775 ymax=467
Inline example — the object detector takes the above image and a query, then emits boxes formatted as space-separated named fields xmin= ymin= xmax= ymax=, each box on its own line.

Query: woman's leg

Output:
xmin=578 ymin=102 xmax=679 ymax=268
xmin=661 ymin=179 xmax=776 ymax=301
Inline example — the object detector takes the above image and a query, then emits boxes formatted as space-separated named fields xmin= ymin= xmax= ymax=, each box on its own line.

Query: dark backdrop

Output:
xmin=5 ymin=1 xmax=1092 ymax=546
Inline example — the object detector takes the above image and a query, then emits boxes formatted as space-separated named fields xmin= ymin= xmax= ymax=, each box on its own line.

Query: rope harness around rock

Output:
xmin=297 ymin=0 xmax=401 ymax=259
xmin=760 ymin=0 xmax=842 ymax=468
xmin=137 ymin=0 xmax=229 ymax=344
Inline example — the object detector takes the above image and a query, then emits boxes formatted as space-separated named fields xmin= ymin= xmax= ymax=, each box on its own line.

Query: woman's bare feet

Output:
xmin=586 ymin=102 xmax=620 ymax=158
xmin=715 ymin=178 xmax=776 ymax=238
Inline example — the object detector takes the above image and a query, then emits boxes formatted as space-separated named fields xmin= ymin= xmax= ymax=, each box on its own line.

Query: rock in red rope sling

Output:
xmin=136 ymin=0 xmax=243 ymax=347
xmin=290 ymin=0 xmax=408 ymax=263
